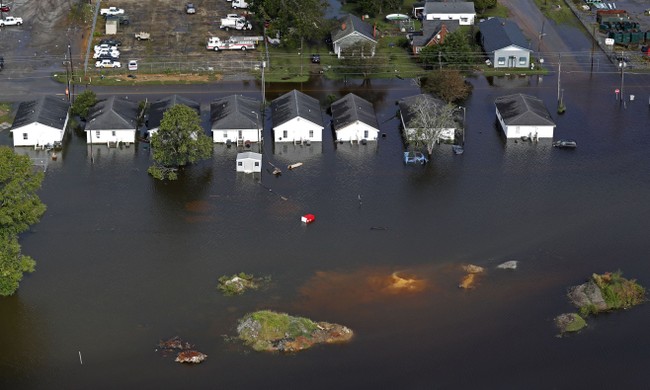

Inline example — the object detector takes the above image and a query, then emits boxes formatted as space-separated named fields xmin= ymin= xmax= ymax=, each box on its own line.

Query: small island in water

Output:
xmin=237 ymin=310 xmax=353 ymax=352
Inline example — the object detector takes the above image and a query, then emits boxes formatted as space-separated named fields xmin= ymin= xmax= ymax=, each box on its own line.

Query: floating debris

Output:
xmin=217 ymin=273 xmax=260 ymax=296
xmin=157 ymin=337 xmax=207 ymax=364
xmin=459 ymin=264 xmax=486 ymax=289
xmin=158 ymin=336 xmax=192 ymax=351
xmin=288 ymin=162 xmax=303 ymax=170
xmin=301 ymin=214 xmax=316 ymax=224
xmin=175 ymin=350 xmax=207 ymax=364
xmin=496 ymin=260 xmax=518 ymax=270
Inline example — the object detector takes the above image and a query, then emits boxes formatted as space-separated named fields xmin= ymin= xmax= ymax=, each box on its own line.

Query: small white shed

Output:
xmin=236 ymin=152 xmax=262 ymax=173
xmin=106 ymin=18 xmax=118 ymax=35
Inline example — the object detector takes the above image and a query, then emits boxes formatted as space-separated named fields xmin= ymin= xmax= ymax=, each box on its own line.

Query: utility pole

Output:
xmin=557 ymin=54 xmax=561 ymax=103
xmin=68 ymin=43 xmax=75 ymax=103
xmin=64 ymin=52 xmax=71 ymax=103
xmin=619 ymin=50 xmax=625 ymax=104
xmin=590 ymin=25 xmax=596 ymax=76
xmin=438 ymin=51 xmax=442 ymax=70
xmin=537 ymin=20 xmax=545 ymax=63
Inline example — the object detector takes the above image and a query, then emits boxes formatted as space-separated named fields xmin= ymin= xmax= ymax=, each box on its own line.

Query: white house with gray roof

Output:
xmin=331 ymin=93 xmax=379 ymax=142
xmin=479 ymin=17 xmax=531 ymax=68
xmin=147 ymin=95 xmax=200 ymax=137
xmin=211 ymin=95 xmax=261 ymax=144
xmin=331 ymin=14 xmax=377 ymax=59
xmin=10 ymin=96 xmax=70 ymax=147
xmin=85 ymin=96 xmax=139 ymax=145
xmin=494 ymin=94 xmax=555 ymax=139
xmin=424 ymin=2 xmax=475 ymax=25
xmin=270 ymin=90 xmax=323 ymax=143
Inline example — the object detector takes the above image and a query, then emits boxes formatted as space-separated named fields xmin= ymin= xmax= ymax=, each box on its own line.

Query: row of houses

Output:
xmin=331 ymin=1 xmax=533 ymax=69
xmin=9 ymin=91 xmax=556 ymax=149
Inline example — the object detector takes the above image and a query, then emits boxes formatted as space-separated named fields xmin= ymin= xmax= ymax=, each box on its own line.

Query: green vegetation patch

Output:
xmin=532 ymin=0 xmax=581 ymax=26
xmin=237 ymin=310 xmax=319 ymax=351
xmin=0 ymin=102 xmax=13 ymax=124
xmin=217 ymin=272 xmax=262 ymax=296
xmin=592 ymin=271 xmax=646 ymax=310
xmin=554 ymin=312 xmax=587 ymax=334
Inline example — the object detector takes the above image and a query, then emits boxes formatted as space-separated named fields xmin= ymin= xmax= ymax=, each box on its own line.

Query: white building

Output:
xmin=10 ymin=96 xmax=70 ymax=147
xmin=85 ymin=96 xmax=139 ymax=145
xmin=236 ymin=152 xmax=262 ymax=173
xmin=270 ymin=90 xmax=323 ymax=143
xmin=424 ymin=2 xmax=476 ymax=26
xmin=211 ymin=95 xmax=262 ymax=144
xmin=479 ymin=17 xmax=532 ymax=69
xmin=331 ymin=93 xmax=379 ymax=142
xmin=331 ymin=14 xmax=377 ymax=59
xmin=494 ymin=94 xmax=556 ymax=139
xmin=398 ymin=94 xmax=457 ymax=142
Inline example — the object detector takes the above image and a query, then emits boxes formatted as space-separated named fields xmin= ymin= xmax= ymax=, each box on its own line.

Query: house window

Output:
xmin=237 ymin=162 xmax=243 ymax=166
xmin=111 ymin=131 xmax=116 ymax=136
xmin=519 ymin=57 xmax=527 ymax=65
xmin=254 ymin=162 xmax=259 ymax=167
xmin=22 ymin=133 xmax=28 ymax=140
xmin=460 ymin=17 xmax=468 ymax=23
xmin=497 ymin=57 xmax=506 ymax=65
xmin=309 ymin=130 xmax=314 ymax=138
xmin=223 ymin=132 xmax=228 ymax=138
xmin=363 ymin=130 xmax=369 ymax=138
xmin=95 ymin=131 xmax=101 ymax=138
xmin=283 ymin=130 xmax=288 ymax=138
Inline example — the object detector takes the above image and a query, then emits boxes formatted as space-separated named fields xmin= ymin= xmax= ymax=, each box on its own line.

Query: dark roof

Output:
xmin=398 ymin=94 xmax=447 ymax=127
xmin=410 ymin=20 xmax=460 ymax=47
xmin=85 ymin=96 xmax=139 ymax=131
xmin=148 ymin=95 xmax=200 ymax=129
xmin=11 ymin=96 xmax=69 ymax=130
xmin=270 ymin=90 xmax=322 ymax=128
xmin=331 ymin=14 xmax=376 ymax=43
xmin=210 ymin=95 xmax=261 ymax=129
xmin=424 ymin=1 xmax=475 ymax=14
xmin=479 ymin=17 xmax=530 ymax=52
xmin=331 ymin=93 xmax=379 ymax=131
xmin=494 ymin=94 xmax=555 ymax=126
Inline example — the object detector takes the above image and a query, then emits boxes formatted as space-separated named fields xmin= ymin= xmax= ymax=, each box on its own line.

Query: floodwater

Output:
xmin=2 ymin=55 xmax=650 ymax=390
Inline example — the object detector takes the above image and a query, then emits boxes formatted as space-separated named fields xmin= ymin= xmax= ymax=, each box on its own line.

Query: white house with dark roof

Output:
xmin=210 ymin=95 xmax=261 ymax=144
xmin=270 ymin=90 xmax=323 ymax=143
xmin=85 ymin=96 xmax=139 ymax=144
xmin=10 ymin=96 xmax=70 ymax=147
xmin=479 ymin=17 xmax=531 ymax=68
xmin=331 ymin=14 xmax=377 ymax=59
xmin=398 ymin=94 xmax=456 ymax=142
xmin=424 ymin=2 xmax=475 ymax=25
xmin=331 ymin=93 xmax=379 ymax=142
xmin=494 ymin=94 xmax=555 ymax=139
xmin=147 ymin=95 xmax=200 ymax=136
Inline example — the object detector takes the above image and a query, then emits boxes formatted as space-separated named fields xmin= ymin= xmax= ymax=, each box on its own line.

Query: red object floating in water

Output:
xmin=301 ymin=214 xmax=316 ymax=224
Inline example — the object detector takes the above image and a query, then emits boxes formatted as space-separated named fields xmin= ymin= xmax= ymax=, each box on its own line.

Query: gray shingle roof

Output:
xmin=331 ymin=14 xmax=376 ymax=43
xmin=270 ymin=90 xmax=322 ymax=129
xmin=331 ymin=93 xmax=378 ymax=131
xmin=410 ymin=20 xmax=460 ymax=48
xmin=398 ymin=94 xmax=447 ymax=127
xmin=85 ymin=96 xmax=139 ymax=131
xmin=479 ymin=17 xmax=530 ymax=52
xmin=495 ymin=94 xmax=555 ymax=126
xmin=210 ymin=95 xmax=261 ymax=130
xmin=148 ymin=95 xmax=200 ymax=130
xmin=424 ymin=1 xmax=475 ymax=14
xmin=11 ymin=96 xmax=69 ymax=130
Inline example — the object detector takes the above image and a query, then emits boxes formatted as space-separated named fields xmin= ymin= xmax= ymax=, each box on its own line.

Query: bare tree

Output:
xmin=405 ymin=96 xmax=458 ymax=156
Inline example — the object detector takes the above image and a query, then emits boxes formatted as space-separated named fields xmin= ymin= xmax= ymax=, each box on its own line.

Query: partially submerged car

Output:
xmin=404 ymin=151 xmax=428 ymax=165
xmin=553 ymin=139 xmax=577 ymax=149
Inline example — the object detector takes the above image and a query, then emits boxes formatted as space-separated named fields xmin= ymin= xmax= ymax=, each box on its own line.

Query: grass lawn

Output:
xmin=532 ymin=0 xmax=582 ymax=27
xmin=0 ymin=102 xmax=13 ymax=124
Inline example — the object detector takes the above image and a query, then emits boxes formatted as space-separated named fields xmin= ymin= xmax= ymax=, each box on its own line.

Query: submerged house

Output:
xmin=211 ymin=95 xmax=262 ymax=144
xmin=270 ymin=90 xmax=323 ymax=143
xmin=147 ymin=95 xmax=200 ymax=137
xmin=331 ymin=14 xmax=377 ymax=59
xmin=398 ymin=94 xmax=456 ymax=142
xmin=330 ymin=93 xmax=379 ymax=142
xmin=236 ymin=151 xmax=262 ymax=173
xmin=479 ymin=17 xmax=531 ymax=68
xmin=10 ymin=96 xmax=70 ymax=147
xmin=494 ymin=93 xmax=556 ymax=139
xmin=85 ymin=96 xmax=139 ymax=145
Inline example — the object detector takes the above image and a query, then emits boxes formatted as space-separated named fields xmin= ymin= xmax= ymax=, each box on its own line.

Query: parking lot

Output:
xmin=89 ymin=0 xmax=265 ymax=75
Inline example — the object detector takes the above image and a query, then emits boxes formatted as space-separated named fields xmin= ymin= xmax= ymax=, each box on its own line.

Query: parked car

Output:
xmin=0 ymin=5 xmax=10 ymax=12
xmin=100 ymin=7 xmax=125 ymax=17
xmin=107 ymin=14 xmax=130 ymax=25
xmin=135 ymin=32 xmax=150 ymax=41
xmin=552 ymin=139 xmax=577 ymax=149
xmin=94 ymin=43 xmax=118 ymax=52
xmin=404 ymin=151 xmax=428 ymax=165
xmin=93 ymin=49 xmax=120 ymax=59
xmin=185 ymin=3 xmax=196 ymax=14
xmin=95 ymin=59 xmax=121 ymax=68
xmin=311 ymin=54 xmax=320 ymax=64
xmin=0 ymin=56 xmax=4 ymax=71
xmin=128 ymin=60 xmax=138 ymax=71
xmin=0 ymin=16 xmax=23 ymax=26
xmin=99 ymin=38 xmax=122 ymax=47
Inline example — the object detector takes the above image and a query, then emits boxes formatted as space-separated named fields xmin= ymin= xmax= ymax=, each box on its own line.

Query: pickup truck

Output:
xmin=206 ymin=37 xmax=255 ymax=51
xmin=0 ymin=16 xmax=23 ymax=26
xmin=100 ymin=7 xmax=125 ymax=17
xmin=231 ymin=0 xmax=249 ymax=9
xmin=220 ymin=17 xmax=251 ymax=31
xmin=135 ymin=32 xmax=150 ymax=41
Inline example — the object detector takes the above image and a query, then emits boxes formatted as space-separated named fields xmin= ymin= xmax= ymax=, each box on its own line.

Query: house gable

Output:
xmin=479 ymin=17 xmax=530 ymax=53
xmin=210 ymin=95 xmax=260 ymax=130
xmin=331 ymin=93 xmax=379 ymax=132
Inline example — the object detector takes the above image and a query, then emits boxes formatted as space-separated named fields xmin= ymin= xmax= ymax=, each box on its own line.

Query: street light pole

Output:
xmin=457 ymin=106 xmax=466 ymax=146
xmin=252 ymin=111 xmax=261 ymax=152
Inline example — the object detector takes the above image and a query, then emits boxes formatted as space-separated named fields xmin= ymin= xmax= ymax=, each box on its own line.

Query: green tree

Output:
xmin=420 ymin=30 xmax=474 ymax=69
xmin=0 ymin=146 xmax=46 ymax=296
xmin=474 ymin=0 xmax=497 ymax=13
xmin=404 ymin=96 xmax=458 ymax=156
xmin=250 ymin=0 xmax=328 ymax=45
xmin=354 ymin=0 xmax=404 ymax=17
xmin=148 ymin=105 xmax=212 ymax=181
xmin=421 ymin=69 xmax=472 ymax=103
xmin=71 ymin=90 xmax=97 ymax=119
